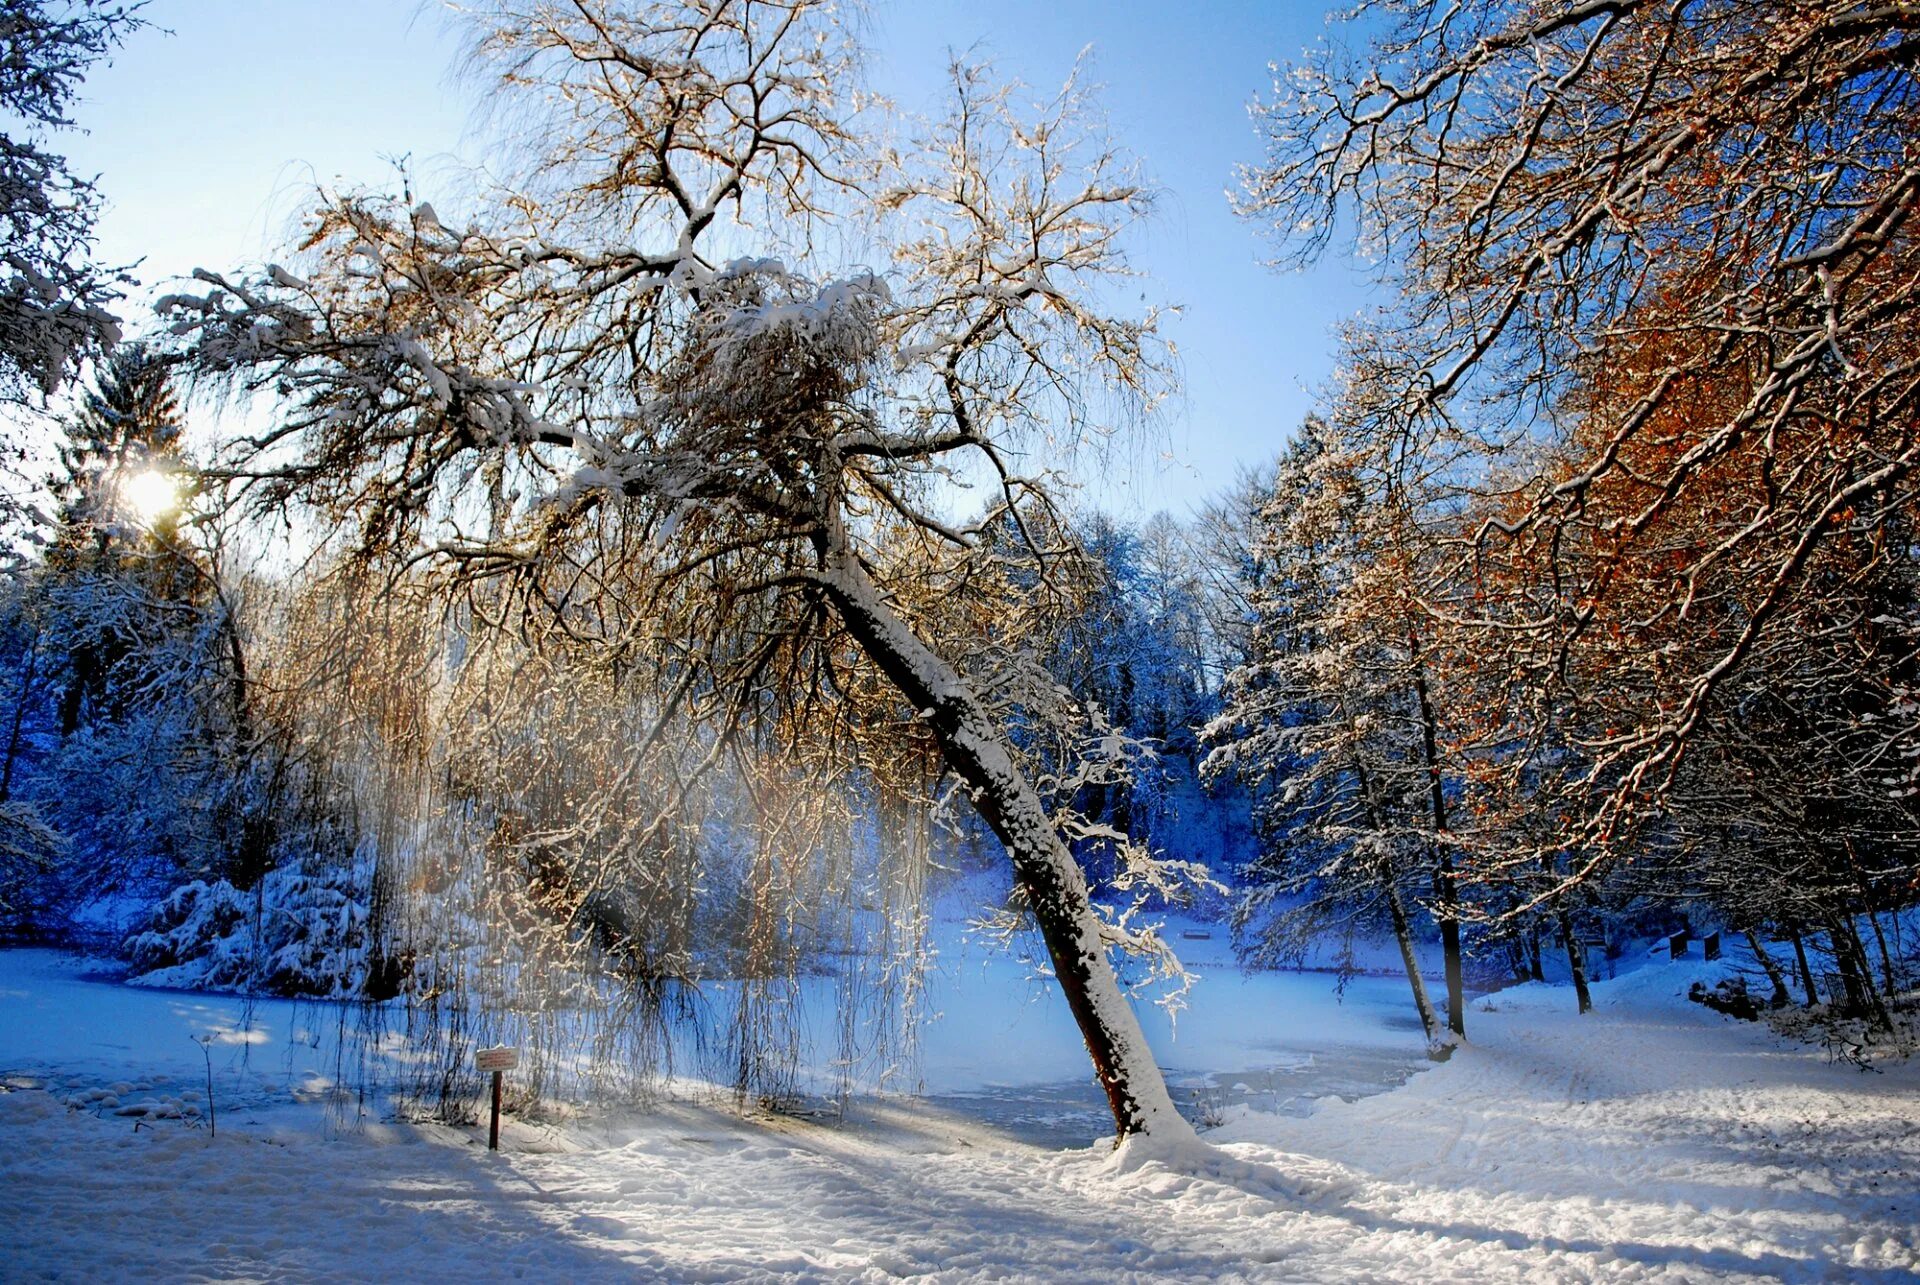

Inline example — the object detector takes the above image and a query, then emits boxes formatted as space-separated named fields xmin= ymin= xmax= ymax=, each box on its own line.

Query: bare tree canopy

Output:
xmin=1242 ymin=0 xmax=1920 ymax=872
xmin=164 ymin=0 xmax=1199 ymax=1145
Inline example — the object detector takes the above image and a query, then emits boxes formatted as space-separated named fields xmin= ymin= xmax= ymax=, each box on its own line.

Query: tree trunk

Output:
xmin=215 ymin=596 xmax=277 ymax=890
xmin=812 ymin=544 xmax=1191 ymax=1143
xmin=1407 ymin=645 xmax=1465 ymax=1040
xmin=1434 ymin=850 xmax=1466 ymax=1037
xmin=1743 ymin=930 xmax=1790 ymax=1008
xmin=1344 ymin=753 xmax=1444 ymax=1051
xmin=1383 ymin=871 xmax=1443 ymax=1052
xmin=1828 ymin=919 xmax=1870 ymax=1017
xmin=1502 ymin=935 xmax=1530 ymax=985
xmin=0 ymin=637 xmax=40 ymax=804
xmin=1837 ymin=917 xmax=1895 ymax=1034
xmin=58 ymin=644 xmax=94 ymax=737
xmin=1555 ymin=898 xmax=1592 ymax=1014
xmin=1789 ymin=929 xmax=1819 ymax=1007
xmin=1867 ymin=909 xmax=1899 ymax=999
xmin=1840 ymin=840 xmax=1902 ymax=1004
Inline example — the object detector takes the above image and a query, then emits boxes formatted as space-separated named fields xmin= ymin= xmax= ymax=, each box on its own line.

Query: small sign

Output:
xmin=476 ymin=1046 xmax=519 ymax=1072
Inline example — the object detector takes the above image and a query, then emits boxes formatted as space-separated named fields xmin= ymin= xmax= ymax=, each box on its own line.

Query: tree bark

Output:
xmin=1408 ymin=641 xmax=1465 ymax=1040
xmin=1841 ymin=840 xmax=1902 ymax=1003
xmin=1828 ymin=919 xmax=1869 ymax=1016
xmin=1433 ymin=850 xmax=1466 ymax=1035
xmin=1789 ymin=929 xmax=1819 ymax=1007
xmin=1743 ymin=929 xmax=1790 ymax=1008
xmin=1384 ymin=872 xmax=1443 ymax=1053
xmin=1836 ymin=917 xmax=1895 ymax=1034
xmin=1502 ymin=935 xmax=1529 ymax=984
xmin=1555 ymin=897 xmax=1593 ymax=1014
xmin=1346 ymin=753 xmax=1445 ymax=1049
xmin=1867 ymin=909 xmax=1899 ymax=1000
xmin=811 ymin=543 xmax=1191 ymax=1142
xmin=0 ymin=637 xmax=40 ymax=804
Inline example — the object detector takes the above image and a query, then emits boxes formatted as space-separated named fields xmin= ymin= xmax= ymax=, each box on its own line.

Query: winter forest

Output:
xmin=2 ymin=1 xmax=1918 ymax=1280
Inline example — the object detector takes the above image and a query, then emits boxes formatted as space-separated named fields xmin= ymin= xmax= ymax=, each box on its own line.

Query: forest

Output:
xmin=1 ymin=2 xmax=1917 ymax=1280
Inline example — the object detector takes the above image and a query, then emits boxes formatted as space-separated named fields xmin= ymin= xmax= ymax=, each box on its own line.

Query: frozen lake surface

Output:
xmin=0 ymin=928 xmax=1440 ymax=1150
xmin=923 ymin=1044 xmax=1426 ymax=1148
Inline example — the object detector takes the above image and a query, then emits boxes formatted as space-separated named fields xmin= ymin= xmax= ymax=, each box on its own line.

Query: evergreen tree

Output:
xmin=1203 ymin=423 xmax=1463 ymax=1053
xmin=0 ymin=1 xmax=141 ymax=406
xmin=44 ymin=344 xmax=194 ymax=735
xmin=11 ymin=346 xmax=273 ymax=926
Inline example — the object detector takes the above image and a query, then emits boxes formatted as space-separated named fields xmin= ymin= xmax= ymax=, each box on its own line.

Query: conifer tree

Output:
xmin=1204 ymin=423 xmax=1463 ymax=1053
xmin=44 ymin=344 xmax=193 ymax=735
xmin=1 ymin=1 xmax=140 ymax=405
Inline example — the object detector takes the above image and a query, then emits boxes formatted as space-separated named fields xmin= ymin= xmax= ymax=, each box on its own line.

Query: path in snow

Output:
xmin=3 ymin=946 xmax=1917 ymax=1281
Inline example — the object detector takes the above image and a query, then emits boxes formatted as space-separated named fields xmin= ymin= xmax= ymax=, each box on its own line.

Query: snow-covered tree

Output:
xmin=1204 ymin=423 xmax=1466 ymax=1051
xmin=167 ymin=2 xmax=1202 ymax=1144
xmin=1 ymin=346 xmax=284 ymax=930
xmin=43 ymin=344 xmax=193 ymax=734
xmin=1240 ymin=0 xmax=1920 ymax=891
xmin=1189 ymin=462 xmax=1277 ymax=685
xmin=1034 ymin=511 xmax=1240 ymax=887
xmin=0 ymin=1 xmax=138 ymax=405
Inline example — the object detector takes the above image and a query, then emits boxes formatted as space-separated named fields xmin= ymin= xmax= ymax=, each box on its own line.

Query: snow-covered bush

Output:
xmin=124 ymin=852 xmax=374 ymax=997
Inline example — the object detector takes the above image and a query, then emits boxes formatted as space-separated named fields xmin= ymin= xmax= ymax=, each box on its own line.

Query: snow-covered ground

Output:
xmin=3 ymin=940 xmax=1916 ymax=1281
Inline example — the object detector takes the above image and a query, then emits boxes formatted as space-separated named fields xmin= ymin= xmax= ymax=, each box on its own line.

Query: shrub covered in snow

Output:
xmin=124 ymin=853 xmax=376 ymax=997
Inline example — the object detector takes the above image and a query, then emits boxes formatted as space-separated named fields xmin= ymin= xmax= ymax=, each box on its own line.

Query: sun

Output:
xmin=123 ymin=469 xmax=179 ymax=525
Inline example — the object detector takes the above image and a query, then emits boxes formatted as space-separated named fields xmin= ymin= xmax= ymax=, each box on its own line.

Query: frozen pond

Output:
xmin=2 ymin=923 xmax=1445 ymax=1151
xmin=908 ymin=925 xmax=1440 ymax=1146
xmin=924 ymin=1045 xmax=1427 ymax=1148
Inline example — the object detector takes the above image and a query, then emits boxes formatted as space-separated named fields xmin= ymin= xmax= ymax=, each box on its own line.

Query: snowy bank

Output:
xmin=3 ymin=946 xmax=1917 ymax=1280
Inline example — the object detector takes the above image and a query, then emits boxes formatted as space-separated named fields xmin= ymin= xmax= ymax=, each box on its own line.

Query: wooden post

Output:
xmin=475 ymin=1046 xmax=518 ymax=1152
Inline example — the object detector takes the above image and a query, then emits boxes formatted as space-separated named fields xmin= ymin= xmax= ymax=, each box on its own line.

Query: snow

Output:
xmin=0 ymin=951 xmax=369 ymax=1111
xmin=3 ymin=943 xmax=1916 ymax=1280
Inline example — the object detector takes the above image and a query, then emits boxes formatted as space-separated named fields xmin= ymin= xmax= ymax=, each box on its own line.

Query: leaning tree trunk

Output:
xmin=1383 ymin=872 xmax=1443 ymax=1053
xmin=812 ymin=543 xmax=1191 ymax=1143
xmin=1744 ymin=930 xmax=1790 ymax=1008
xmin=1350 ymin=753 xmax=1446 ymax=1052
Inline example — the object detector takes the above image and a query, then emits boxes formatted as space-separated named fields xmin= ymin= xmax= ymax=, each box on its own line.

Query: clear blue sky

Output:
xmin=62 ymin=1 xmax=1372 ymax=517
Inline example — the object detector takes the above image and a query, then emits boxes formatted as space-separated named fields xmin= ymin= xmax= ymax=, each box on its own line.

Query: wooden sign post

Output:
xmin=475 ymin=1046 xmax=518 ymax=1151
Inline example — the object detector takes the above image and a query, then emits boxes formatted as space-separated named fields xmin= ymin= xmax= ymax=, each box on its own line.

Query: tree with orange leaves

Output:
xmin=1243 ymin=1 xmax=1920 ymax=923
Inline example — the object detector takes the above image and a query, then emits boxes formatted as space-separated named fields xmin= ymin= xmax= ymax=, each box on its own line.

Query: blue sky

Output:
xmin=62 ymin=0 xmax=1372 ymax=517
